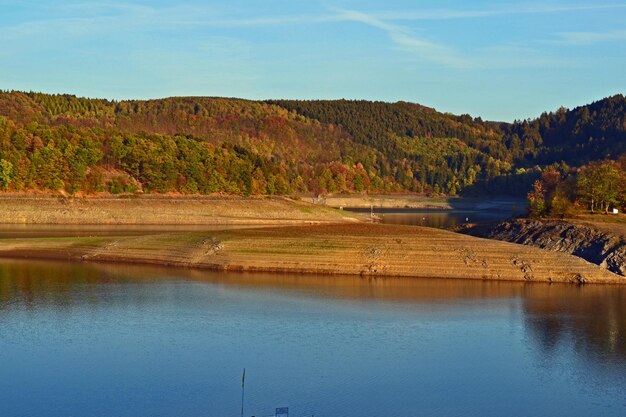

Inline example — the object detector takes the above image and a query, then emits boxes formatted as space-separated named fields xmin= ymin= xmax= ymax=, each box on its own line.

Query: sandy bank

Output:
xmin=0 ymin=195 xmax=364 ymax=225
xmin=0 ymin=223 xmax=621 ymax=284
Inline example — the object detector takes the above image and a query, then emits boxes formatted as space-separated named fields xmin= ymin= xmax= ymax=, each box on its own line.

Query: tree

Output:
xmin=0 ymin=159 xmax=13 ymax=190
xmin=577 ymin=161 xmax=624 ymax=213
xmin=527 ymin=179 xmax=546 ymax=217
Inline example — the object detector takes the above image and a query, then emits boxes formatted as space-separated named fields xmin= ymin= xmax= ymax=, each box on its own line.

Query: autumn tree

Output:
xmin=0 ymin=159 xmax=13 ymax=190
xmin=527 ymin=179 xmax=546 ymax=217
xmin=576 ymin=161 xmax=624 ymax=213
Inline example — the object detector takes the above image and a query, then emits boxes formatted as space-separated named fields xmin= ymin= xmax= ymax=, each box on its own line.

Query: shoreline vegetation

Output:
xmin=0 ymin=195 xmax=622 ymax=285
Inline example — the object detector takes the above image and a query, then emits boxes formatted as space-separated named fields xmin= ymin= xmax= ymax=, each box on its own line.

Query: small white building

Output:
xmin=612 ymin=208 xmax=619 ymax=215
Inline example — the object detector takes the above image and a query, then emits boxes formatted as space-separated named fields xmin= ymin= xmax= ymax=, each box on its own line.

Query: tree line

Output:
xmin=0 ymin=90 xmax=623 ymax=199
xmin=527 ymin=156 xmax=626 ymax=216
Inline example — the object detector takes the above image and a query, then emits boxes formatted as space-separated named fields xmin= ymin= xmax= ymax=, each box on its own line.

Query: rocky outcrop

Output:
xmin=479 ymin=219 xmax=626 ymax=276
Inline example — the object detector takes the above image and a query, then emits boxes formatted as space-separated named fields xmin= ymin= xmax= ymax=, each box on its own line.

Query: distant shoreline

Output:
xmin=306 ymin=194 xmax=525 ymax=211
xmin=0 ymin=194 xmax=365 ymax=225
xmin=0 ymin=193 xmax=526 ymax=225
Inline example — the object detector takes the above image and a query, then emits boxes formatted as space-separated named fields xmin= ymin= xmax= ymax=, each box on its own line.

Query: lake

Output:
xmin=1 ymin=259 xmax=625 ymax=417
xmin=346 ymin=206 xmax=519 ymax=229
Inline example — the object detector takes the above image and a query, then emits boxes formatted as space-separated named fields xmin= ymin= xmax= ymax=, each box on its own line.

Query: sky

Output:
xmin=1 ymin=0 xmax=625 ymax=121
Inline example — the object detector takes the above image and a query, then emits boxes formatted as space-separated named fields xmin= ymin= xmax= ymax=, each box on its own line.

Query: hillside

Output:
xmin=501 ymin=94 xmax=626 ymax=165
xmin=271 ymin=96 xmax=626 ymax=196
xmin=0 ymin=91 xmax=379 ymax=195
xmin=0 ymin=90 xmax=623 ymax=197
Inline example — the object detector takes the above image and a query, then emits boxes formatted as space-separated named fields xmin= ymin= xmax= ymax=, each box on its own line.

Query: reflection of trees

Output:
xmin=381 ymin=211 xmax=508 ymax=229
xmin=1 ymin=259 xmax=533 ymax=309
xmin=0 ymin=260 xmax=142 ymax=311
xmin=523 ymin=284 xmax=626 ymax=362
xmin=383 ymin=213 xmax=457 ymax=228
xmin=3 ymin=258 xmax=625 ymax=369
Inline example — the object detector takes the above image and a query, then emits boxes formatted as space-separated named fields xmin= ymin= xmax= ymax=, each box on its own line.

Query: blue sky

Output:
xmin=1 ymin=0 xmax=625 ymax=121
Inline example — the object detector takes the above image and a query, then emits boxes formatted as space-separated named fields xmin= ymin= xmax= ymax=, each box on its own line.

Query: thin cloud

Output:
xmin=1 ymin=1 xmax=621 ymax=69
xmin=185 ymin=3 xmax=626 ymax=27
xmin=163 ymin=3 xmax=626 ymax=28
xmin=334 ymin=9 xmax=570 ymax=69
xmin=336 ymin=9 xmax=471 ymax=68
xmin=141 ymin=2 xmax=626 ymax=27
xmin=4 ymin=1 xmax=626 ymax=35
xmin=0 ymin=2 xmax=218 ymax=39
xmin=555 ymin=29 xmax=626 ymax=45
xmin=373 ymin=3 xmax=626 ymax=21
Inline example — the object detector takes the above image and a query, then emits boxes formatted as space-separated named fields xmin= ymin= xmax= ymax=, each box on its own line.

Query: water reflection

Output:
xmin=2 ymin=260 xmax=624 ymax=363
xmin=346 ymin=208 xmax=513 ymax=229
xmin=1 ymin=259 xmax=625 ymax=417
xmin=380 ymin=210 xmax=509 ymax=228
xmin=522 ymin=284 xmax=626 ymax=361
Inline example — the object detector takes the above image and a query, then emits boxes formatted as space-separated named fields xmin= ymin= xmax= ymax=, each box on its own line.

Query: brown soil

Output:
xmin=0 ymin=195 xmax=364 ymax=225
xmin=0 ymin=223 xmax=621 ymax=284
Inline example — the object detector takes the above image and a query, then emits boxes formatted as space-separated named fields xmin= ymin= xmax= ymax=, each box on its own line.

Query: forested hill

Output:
xmin=0 ymin=90 xmax=623 ymax=196
xmin=267 ymin=100 xmax=506 ymax=157
xmin=502 ymin=94 xmax=626 ymax=165
xmin=270 ymin=96 xmax=626 ymax=167
xmin=269 ymin=96 xmax=626 ymax=194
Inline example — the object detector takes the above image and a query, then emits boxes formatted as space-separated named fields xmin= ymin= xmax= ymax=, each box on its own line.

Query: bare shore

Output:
xmin=0 ymin=223 xmax=621 ymax=284
xmin=0 ymin=195 xmax=364 ymax=225
xmin=0 ymin=195 xmax=621 ymax=284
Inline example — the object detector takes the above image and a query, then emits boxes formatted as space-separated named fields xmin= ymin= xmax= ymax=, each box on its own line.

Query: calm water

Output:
xmin=380 ymin=209 xmax=503 ymax=228
xmin=1 ymin=260 xmax=625 ymax=417
xmin=347 ymin=208 xmax=517 ymax=229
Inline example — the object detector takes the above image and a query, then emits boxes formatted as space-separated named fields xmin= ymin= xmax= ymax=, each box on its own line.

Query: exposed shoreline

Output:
xmin=462 ymin=217 xmax=626 ymax=276
xmin=0 ymin=223 xmax=621 ymax=284
xmin=0 ymin=195 xmax=622 ymax=285
xmin=0 ymin=195 xmax=365 ymax=225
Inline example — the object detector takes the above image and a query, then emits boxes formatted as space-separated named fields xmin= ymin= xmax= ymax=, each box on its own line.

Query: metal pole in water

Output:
xmin=241 ymin=368 xmax=245 ymax=417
